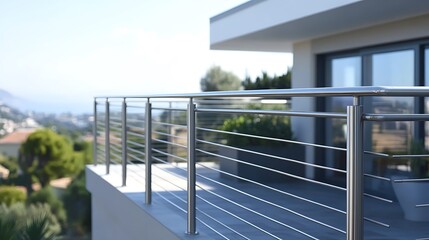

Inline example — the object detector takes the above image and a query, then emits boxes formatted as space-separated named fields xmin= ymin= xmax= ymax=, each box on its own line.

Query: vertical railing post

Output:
xmin=93 ymin=99 xmax=98 ymax=166
xmin=105 ymin=98 xmax=111 ymax=174
xmin=121 ymin=98 xmax=127 ymax=186
xmin=346 ymin=96 xmax=363 ymax=240
xmin=186 ymin=98 xmax=197 ymax=235
xmin=168 ymin=101 xmax=173 ymax=162
xmin=145 ymin=99 xmax=152 ymax=204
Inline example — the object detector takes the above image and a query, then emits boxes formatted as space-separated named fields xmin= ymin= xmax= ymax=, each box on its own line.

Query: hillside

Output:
xmin=0 ymin=89 xmax=13 ymax=101
xmin=0 ymin=89 xmax=92 ymax=138
xmin=0 ymin=89 xmax=19 ymax=107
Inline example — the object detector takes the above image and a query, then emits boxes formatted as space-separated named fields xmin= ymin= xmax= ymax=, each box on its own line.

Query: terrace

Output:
xmin=86 ymin=86 xmax=429 ymax=240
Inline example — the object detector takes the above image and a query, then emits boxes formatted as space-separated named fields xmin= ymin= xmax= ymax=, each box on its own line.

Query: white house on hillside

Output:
xmin=0 ymin=129 xmax=35 ymax=158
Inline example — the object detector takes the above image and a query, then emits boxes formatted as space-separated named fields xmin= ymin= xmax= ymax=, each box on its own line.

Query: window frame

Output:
xmin=318 ymin=38 xmax=429 ymax=158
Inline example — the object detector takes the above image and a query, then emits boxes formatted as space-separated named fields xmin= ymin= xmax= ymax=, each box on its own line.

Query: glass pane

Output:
xmin=371 ymin=50 xmax=415 ymax=154
xmin=328 ymin=57 xmax=361 ymax=177
xmin=372 ymin=50 xmax=414 ymax=86
xmin=331 ymin=56 xmax=361 ymax=144
xmin=332 ymin=57 xmax=361 ymax=87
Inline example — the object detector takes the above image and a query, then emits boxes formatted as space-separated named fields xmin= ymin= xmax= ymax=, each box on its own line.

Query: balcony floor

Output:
xmin=88 ymin=163 xmax=429 ymax=240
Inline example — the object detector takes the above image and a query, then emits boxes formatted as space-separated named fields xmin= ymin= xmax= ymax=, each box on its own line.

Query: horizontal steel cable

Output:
xmin=195 ymin=182 xmax=318 ymax=240
xmin=152 ymin=138 xmax=187 ymax=148
xmin=151 ymin=148 xmax=187 ymax=162
xmin=127 ymin=140 xmax=145 ymax=148
xmin=127 ymin=152 xmax=144 ymax=163
xmin=195 ymin=167 xmax=346 ymax=234
xmin=150 ymin=169 xmax=248 ymax=240
xmin=153 ymin=130 xmax=187 ymax=140
xmin=197 ymin=126 xmax=346 ymax=152
xmin=127 ymin=131 xmax=145 ymax=139
xmin=152 ymin=120 xmax=187 ymax=129
xmin=196 ymin=141 xmax=346 ymax=190
xmin=197 ymin=139 xmax=345 ymax=174
xmin=127 ymin=147 xmax=145 ymax=156
xmin=152 ymin=107 xmax=187 ymax=111
xmin=127 ymin=125 xmax=145 ymax=131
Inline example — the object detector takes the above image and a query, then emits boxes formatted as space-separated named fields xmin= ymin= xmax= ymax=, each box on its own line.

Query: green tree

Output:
xmin=73 ymin=140 xmax=93 ymax=165
xmin=63 ymin=171 xmax=91 ymax=236
xmin=200 ymin=66 xmax=242 ymax=92
xmin=0 ymin=154 xmax=19 ymax=180
xmin=18 ymin=129 xmax=78 ymax=193
xmin=242 ymin=70 xmax=291 ymax=90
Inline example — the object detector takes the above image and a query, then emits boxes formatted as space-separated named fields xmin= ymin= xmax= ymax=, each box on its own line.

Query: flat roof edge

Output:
xmin=210 ymin=0 xmax=267 ymax=23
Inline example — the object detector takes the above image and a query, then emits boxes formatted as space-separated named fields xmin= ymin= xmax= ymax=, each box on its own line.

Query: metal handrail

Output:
xmin=93 ymin=86 xmax=429 ymax=240
xmin=95 ymin=86 xmax=429 ymax=99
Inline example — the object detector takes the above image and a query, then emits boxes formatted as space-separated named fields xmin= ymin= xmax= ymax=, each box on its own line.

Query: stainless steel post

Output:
xmin=186 ymin=98 xmax=197 ymax=235
xmin=105 ymin=98 xmax=111 ymax=174
xmin=168 ymin=101 xmax=173 ymax=162
xmin=145 ymin=100 xmax=152 ymax=204
xmin=122 ymin=98 xmax=127 ymax=186
xmin=346 ymin=97 xmax=363 ymax=240
xmin=93 ymin=99 xmax=97 ymax=165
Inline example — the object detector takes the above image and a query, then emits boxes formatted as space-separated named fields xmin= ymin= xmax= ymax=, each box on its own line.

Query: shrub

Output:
xmin=0 ymin=154 xmax=19 ymax=179
xmin=28 ymin=187 xmax=67 ymax=230
xmin=63 ymin=171 xmax=91 ymax=236
xmin=19 ymin=213 xmax=56 ymax=240
xmin=0 ymin=215 xmax=17 ymax=240
xmin=408 ymin=141 xmax=429 ymax=178
xmin=0 ymin=186 xmax=27 ymax=206
xmin=221 ymin=114 xmax=293 ymax=147
xmin=0 ymin=202 xmax=61 ymax=237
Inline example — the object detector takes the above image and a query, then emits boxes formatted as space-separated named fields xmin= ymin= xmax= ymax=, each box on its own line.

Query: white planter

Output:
xmin=392 ymin=179 xmax=429 ymax=222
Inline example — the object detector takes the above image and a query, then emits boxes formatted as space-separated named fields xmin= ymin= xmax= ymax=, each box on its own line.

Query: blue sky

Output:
xmin=0 ymin=0 xmax=292 ymax=113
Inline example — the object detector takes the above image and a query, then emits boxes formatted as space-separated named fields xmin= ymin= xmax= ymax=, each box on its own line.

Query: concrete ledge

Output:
xmin=86 ymin=165 xmax=209 ymax=240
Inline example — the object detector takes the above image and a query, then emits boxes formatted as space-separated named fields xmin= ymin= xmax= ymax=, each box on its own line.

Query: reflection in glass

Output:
xmin=328 ymin=57 xmax=361 ymax=176
xmin=371 ymin=50 xmax=415 ymax=153
xmin=331 ymin=57 xmax=361 ymax=145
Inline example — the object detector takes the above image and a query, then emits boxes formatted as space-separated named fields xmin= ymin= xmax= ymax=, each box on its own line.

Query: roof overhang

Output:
xmin=210 ymin=0 xmax=429 ymax=52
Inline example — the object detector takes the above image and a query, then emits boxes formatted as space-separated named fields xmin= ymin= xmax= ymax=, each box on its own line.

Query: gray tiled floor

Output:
xmin=102 ymin=163 xmax=429 ymax=239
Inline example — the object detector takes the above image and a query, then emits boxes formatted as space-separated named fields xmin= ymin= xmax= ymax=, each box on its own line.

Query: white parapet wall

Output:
xmin=86 ymin=165 xmax=209 ymax=240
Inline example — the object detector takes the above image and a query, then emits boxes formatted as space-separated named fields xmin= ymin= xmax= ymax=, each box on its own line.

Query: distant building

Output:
xmin=0 ymin=129 xmax=36 ymax=158
xmin=0 ymin=164 xmax=9 ymax=179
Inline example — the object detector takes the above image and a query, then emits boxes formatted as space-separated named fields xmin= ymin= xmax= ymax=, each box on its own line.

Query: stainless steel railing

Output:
xmin=93 ymin=86 xmax=429 ymax=240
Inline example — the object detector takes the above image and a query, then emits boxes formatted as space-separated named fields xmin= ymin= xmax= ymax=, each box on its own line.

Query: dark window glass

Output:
xmin=371 ymin=50 xmax=415 ymax=153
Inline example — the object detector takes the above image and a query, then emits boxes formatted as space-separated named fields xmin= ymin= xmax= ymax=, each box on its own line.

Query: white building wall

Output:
xmin=0 ymin=144 xmax=20 ymax=158
xmin=86 ymin=166 xmax=211 ymax=240
xmin=87 ymin=168 xmax=181 ymax=240
xmin=312 ymin=13 xmax=429 ymax=54
xmin=291 ymin=41 xmax=316 ymax=179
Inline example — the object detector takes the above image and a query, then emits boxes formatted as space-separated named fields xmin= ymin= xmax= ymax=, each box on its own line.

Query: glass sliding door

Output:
xmin=370 ymin=50 xmax=415 ymax=154
xmin=322 ymin=40 xmax=429 ymax=190
xmin=331 ymin=57 xmax=361 ymax=145
xmin=326 ymin=56 xmax=361 ymax=179
xmin=326 ymin=49 xmax=416 ymax=181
